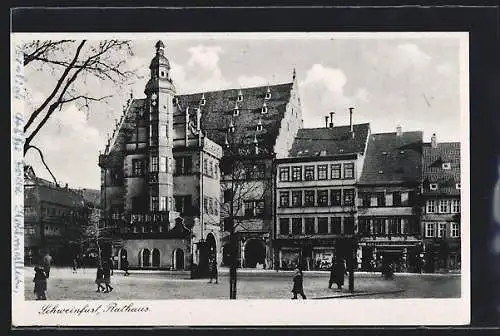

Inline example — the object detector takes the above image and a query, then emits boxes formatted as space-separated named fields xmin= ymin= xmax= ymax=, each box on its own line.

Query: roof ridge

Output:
xmin=176 ymin=81 xmax=293 ymax=96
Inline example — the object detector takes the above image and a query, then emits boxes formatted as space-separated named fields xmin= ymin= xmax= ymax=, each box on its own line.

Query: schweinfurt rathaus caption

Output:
xmin=24 ymin=41 xmax=461 ymax=275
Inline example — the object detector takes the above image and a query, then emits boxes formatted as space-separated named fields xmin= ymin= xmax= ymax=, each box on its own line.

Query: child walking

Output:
xmin=33 ymin=266 xmax=47 ymax=300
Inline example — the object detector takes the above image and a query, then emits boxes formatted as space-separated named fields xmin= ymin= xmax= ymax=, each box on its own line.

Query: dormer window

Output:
xmin=256 ymin=119 xmax=263 ymax=131
xmin=456 ymin=183 xmax=461 ymax=190
xmin=261 ymin=102 xmax=268 ymax=114
xmin=172 ymin=97 xmax=178 ymax=105
xmin=382 ymin=151 xmax=388 ymax=155
xmin=160 ymin=70 xmax=166 ymax=78
xmin=228 ymin=120 xmax=235 ymax=133
xmin=200 ymin=93 xmax=206 ymax=106
xmin=233 ymin=102 xmax=239 ymax=116
xmin=265 ymin=87 xmax=271 ymax=100
xmin=237 ymin=90 xmax=243 ymax=102
xmin=378 ymin=170 xmax=384 ymax=174
xmin=442 ymin=162 xmax=451 ymax=169
xmin=430 ymin=183 xmax=438 ymax=191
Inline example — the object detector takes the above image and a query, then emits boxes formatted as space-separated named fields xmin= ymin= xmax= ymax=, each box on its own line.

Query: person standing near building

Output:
xmin=122 ymin=258 xmax=130 ymax=276
xmin=102 ymin=259 xmax=114 ymax=293
xmin=33 ymin=266 xmax=47 ymax=300
xmin=72 ymin=257 xmax=78 ymax=274
xmin=329 ymin=258 xmax=347 ymax=290
xmin=208 ymin=255 xmax=218 ymax=284
xmin=95 ymin=262 xmax=106 ymax=293
xmin=43 ymin=251 xmax=53 ymax=279
xmin=291 ymin=267 xmax=307 ymax=299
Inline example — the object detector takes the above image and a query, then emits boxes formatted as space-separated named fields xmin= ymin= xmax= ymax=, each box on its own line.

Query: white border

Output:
xmin=11 ymin=32 xmax=470 ymax=327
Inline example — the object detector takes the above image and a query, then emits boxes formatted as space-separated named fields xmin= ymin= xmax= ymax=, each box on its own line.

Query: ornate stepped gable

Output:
xmin=359 ymin=131 xmax=424 ymax=185
xmin=422 ymin=142 xmax=461 ymax=195
xmin=289 ymin=123 xmax=370 ymax=157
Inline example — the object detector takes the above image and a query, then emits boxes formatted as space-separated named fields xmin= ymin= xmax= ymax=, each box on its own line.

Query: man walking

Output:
xmin=208 ymin=255 xmax=218 ymax=284
xmin=329 ymin=258 xmax=347 ymax=290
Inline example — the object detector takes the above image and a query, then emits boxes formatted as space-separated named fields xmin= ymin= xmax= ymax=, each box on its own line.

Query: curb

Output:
xmin=312 ymin=289 xmax=406 ymax=299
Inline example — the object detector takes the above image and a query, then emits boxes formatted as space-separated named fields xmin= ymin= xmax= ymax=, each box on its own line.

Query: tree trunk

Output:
xmin=229 ymin=230 xmax=237 ymax=299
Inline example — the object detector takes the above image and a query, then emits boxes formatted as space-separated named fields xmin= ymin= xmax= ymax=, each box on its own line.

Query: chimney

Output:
xmin=396 ymin=125 xmax=402 ymax=136
xmin=431 ymin=133 xmax=437 ymax=148
xmin=329 ymin=112 xmax=335 ymax=128
xmin=324 ymin=116 xmax=329 ymax=128
xmin=349 ymin=107 xmax=354 ymax=133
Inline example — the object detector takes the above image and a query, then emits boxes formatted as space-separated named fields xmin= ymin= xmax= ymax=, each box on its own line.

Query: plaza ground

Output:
xmin=24 ymin=267 xmax=461 ymax=300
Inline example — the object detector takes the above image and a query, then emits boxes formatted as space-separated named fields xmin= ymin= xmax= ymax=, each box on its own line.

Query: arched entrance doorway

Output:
xmin=152 ymin=248 xmax=160 ymax=267
xmin=139 ymin=248 xmax=150 ymax=267
xmin=244 ymin=239 xmax=266 ymax=268
xmin=173 ymin=249 xmax=184 ymax=270
xmin=119 ymin=249 xmax=128 ymax=270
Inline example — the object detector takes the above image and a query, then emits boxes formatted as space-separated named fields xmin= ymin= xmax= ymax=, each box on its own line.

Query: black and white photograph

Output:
xmin=11 ymin=31 xmax=469 ymax=326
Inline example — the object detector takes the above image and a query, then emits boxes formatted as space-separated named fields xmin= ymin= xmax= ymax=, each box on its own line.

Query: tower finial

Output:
xmin=155 ymin=40 xmax=165 ymax=55
xmin=292 ymin=67 xmax=297 ymax=80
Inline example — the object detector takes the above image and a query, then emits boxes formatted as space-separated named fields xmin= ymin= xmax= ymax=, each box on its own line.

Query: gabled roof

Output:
xmin=359 ymin=131 xmax=423 ymax=185
xmin=289 ymin=123 xmax=370 ymax=157
xmin=422 ymin=142 xmax=461 ymax=195
xmin=175 ymin=83 xmax=294 ymax=154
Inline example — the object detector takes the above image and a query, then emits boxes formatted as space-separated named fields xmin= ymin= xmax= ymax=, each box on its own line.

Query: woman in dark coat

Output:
xmin=102 ymin=260 xmax=114 ymax=293
xmin=95 ymin=263 xmax=106 ymax=293
xmin=329 ymin=258 xmax=347 ymax=290
xmin=33 ymin=266 xmax=47 ymax=300
xmin=291 ymin=267 xmax=307 ymax=299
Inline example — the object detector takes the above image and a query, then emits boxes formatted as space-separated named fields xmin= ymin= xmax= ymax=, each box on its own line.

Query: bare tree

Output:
xmin=214 ymin=136 xmax=274 ymax=299
xmin=22 ymin=40 xmax=136 ymax=181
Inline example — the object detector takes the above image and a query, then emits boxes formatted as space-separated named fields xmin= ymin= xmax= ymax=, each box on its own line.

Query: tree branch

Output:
xmin=25 ymin=145 xmax=59 ymax=186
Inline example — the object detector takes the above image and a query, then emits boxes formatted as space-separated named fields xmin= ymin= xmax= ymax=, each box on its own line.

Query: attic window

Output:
xmin=200 ymin=96 xmax=206 ymax=106
xmin=298 ymin=150 xmax=303 ymax=155
xmin=456 ymin=183 xmax=461 ymax=190
xmin=256 ymin=124 xmax=263 ymax=131
xmin=339 ymin=149 xmax=344 ymax=153
xmin=265 ymin=87 xmax=271 ymax=100
xmin=382 ymin=151 xmax=388 ymax=155
xmin=378 ymin=170 xmax=384 ymax=174
xmin=442 ymin=162 xmax=451 ymax=170
xmin=430 ymin=183 xmax=438 ymax=191
xmin=172 ymin=97 xmax=178 ymax=105
xmin=228 ymin=120 xmax=235 ymax=133
xmin=233 ymin=103 xmax=239 ymax=116
xmin=261 ymin=102 xmax=268 ymax=114
xmin=237 ymin=90 xmax=243 ymax=102
xmin=400 ymin=150 xmax=405 ymax=154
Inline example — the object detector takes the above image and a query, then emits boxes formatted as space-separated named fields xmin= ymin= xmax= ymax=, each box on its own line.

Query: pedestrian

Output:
xmin=43 ymin=251 xmax=53 ymax=279
xmin=95 ymin=262 xmax=106 ymax=293
xmin=122 ymin=258 xmax=130 ymax=276
xmin=291 ymin=267 xmax=307 ymax=299
xmin=72 ymin=257 xmax=78 ymax=274
xmin=208 ymin=256 xmax=218 ymax=284
xmin=329 ymin=258 xmax=347 ymax=290
xmin=33 ymin=266 xmax=47 ymax=300
xmin=102 ymin=259 xmax=114 ymax=293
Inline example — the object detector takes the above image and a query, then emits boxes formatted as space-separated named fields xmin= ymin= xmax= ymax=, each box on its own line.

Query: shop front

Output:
xmin=275 ymin=238 xmax=338 ymax=271
xmin=359 ymin=241 xmax=422 ymax=273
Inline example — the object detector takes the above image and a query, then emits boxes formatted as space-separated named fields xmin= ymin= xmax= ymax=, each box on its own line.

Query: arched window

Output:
xmin=139 ymin=248 xmax=151 ymax=267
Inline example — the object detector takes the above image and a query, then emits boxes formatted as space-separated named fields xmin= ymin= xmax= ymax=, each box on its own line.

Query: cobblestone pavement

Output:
xmin=24 ymin=267 xmax=461 ymax=300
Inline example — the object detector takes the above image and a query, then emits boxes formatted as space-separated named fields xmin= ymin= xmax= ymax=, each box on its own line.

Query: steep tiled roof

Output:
xmin=289 ymin=123 xmax=370 ymax=157
xmin=422 ymin=142 xmax=461 ymax=195
xmin=359 ymin=131 xmax=423 ymax=185
xmin=175 ymin=83 xmax=293 ymax=153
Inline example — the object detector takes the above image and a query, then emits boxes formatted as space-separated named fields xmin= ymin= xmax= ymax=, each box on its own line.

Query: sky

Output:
xmin=19 ymin=33 xmax=466 ymax=190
